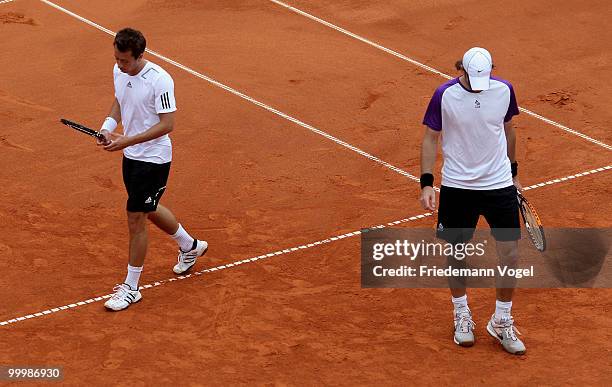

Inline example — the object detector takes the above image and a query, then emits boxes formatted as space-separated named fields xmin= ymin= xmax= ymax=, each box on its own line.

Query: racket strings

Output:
xmin=520 ymin=202 xmax=545 ymax=250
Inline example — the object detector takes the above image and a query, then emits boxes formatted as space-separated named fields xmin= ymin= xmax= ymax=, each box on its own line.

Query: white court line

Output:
xmin=39 ymin=0 xmax=421 ymax=184
xmin=523 ymin=165 xmax=611 ymax=191
xmin=0 ymin=0 xmax=16 ymax=5
xmin=268 ymin=0 xmax=612 ymax=152
xmin=1 ymin=164 xmax=610 ymax=328
xmin=0 ymin=212 xmax=433 ymax=327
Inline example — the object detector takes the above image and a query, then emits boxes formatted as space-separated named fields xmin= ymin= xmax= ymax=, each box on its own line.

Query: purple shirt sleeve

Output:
xmin=422 ymin=78 xmax=458 ymax=131
xmin=504 ymin=82 xmax=519 ymax=122
xmin=422 ymin=88 xmax=444 ymax=131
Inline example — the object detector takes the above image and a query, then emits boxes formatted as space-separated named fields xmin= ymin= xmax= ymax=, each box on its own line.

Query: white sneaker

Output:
xmin=453 ymin=309 xmax=475 ymax=347
xmin=104 ymin=283 xmax=142 ymax=311
xmin=173 ymin=239 xmax=208 ymax=274
xmin=487 ymin=314 xmax=526 ymax=355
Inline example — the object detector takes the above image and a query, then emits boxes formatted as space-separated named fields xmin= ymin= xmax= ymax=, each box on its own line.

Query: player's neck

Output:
xmin=128 ymin=59 xmax=148 ymax=76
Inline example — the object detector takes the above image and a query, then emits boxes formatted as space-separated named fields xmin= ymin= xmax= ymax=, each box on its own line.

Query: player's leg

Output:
xmin=148 ymin=203 xmax=179 ymax=235
xmin=437 ymin=186 xmax=480 ymax=296
xmin=494 ymin=240 xmax=519 ymax=302
xmin=141 ymin=161 xmax=208 ymax=274
xmin=147 ymin=204 xmax=197 ymax=250
xmin=437 ymin=186 xmax=480 ymax=347
xmin=105 ymin=157 xmax=152 ymax=311
xmin=148 ymin=203 xmax=197 ymax=252
xmin=147 ymin=203 xmax=208 ymax=274
xmin=482 ymin=185 xmax=526 ymax=355
xmin=127 ymin=210 xmax=148 ymax=268
xmin=140 ymin=161 xmax=178 ymax=236
xmin=104 ymin=210 xmax=147 ymax=311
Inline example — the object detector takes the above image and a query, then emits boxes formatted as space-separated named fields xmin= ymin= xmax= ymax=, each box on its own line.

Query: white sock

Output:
xmin=495 ymin=300 xmax=512 ymax=321
xmin=452 ymin=294 xmax=469 ymax=315
xmin=171 ymin=223 xmax=195 ymax=252
xmin=124 ymin=264 xmax=143 ymax=290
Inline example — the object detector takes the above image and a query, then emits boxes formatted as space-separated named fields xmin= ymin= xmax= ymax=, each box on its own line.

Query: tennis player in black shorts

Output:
xmin=419 ymin=47 xmax=526 ymax=354
xmin=95 ymin=28 xmax=208 ymax=311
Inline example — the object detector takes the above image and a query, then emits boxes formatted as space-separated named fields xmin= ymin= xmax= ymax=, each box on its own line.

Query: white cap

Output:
xmin=462 ymin=47 xmax=493 ymax=91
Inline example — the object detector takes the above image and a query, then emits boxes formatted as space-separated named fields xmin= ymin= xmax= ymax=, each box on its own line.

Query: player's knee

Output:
xmin=497 ymin=241 xmax=519 ymax=264
xmin=146 ymin=210 xmax=157 ymax=221
xmin=127 ymin=211 xmax=147 ymax=233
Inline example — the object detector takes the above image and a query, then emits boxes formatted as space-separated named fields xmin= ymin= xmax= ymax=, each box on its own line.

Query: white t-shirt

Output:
xmin=113 ymin=61 xmax=177 ymax=164
xmin=422 ymin=77 xmax=519 ymax=190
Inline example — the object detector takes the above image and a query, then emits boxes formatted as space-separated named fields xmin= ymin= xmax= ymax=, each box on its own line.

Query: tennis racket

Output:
xmin=517 ymin=192 xmax=546 ymax=251
xmin=60 ymin=118 xmax=105 ymax=141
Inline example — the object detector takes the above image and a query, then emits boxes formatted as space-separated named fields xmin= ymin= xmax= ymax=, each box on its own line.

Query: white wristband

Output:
xmin=101 ymin=117 xmax=118 ymax=132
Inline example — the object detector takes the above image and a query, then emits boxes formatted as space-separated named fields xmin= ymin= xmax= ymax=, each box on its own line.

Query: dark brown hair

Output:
xmin=114 ymin=28 xmax=146 ymax=59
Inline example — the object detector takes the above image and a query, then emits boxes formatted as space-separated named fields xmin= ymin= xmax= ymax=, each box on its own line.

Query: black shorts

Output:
xmin=122 ymin=156 xmax=170 ymax=213
xmin=436 ymin=185 xmax=520 ymax=243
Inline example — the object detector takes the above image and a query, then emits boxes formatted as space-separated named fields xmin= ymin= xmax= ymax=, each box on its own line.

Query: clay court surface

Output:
xmin=1 ymin=0 xmax=611 ymax=384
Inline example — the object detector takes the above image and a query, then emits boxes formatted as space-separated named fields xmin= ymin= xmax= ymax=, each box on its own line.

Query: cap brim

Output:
xmin=469 ymin=74 xmax=491 ymax=91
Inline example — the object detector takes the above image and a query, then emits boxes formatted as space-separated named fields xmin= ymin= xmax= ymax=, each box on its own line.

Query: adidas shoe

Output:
xmin=104 ymin=283 xmax=142 ymax=311
xmin=173 ymin=239 xmax=208 ymax=274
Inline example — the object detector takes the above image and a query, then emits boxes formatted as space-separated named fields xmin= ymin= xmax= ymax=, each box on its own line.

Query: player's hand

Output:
xmin=96 ymin=130 xmax=112 ymax=146
xmin=419 ymin=186 xmax=436 ymax=211
xmin=103 ymin=134 xmax=131 ymax=152
xmin=513 ymin=176 xmax=523 ymax=192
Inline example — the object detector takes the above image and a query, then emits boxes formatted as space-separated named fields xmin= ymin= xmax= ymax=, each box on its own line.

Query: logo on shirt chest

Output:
xmin=474 ymin=99 xmax=481 ymax=109
xmin=127 ymin=81 xmax=133 ymax=88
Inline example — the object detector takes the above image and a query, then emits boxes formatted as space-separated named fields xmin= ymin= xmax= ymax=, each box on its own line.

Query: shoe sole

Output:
xmin=173 ymin=246 xmax=208 ymax=275
xmin=104 ymin=293 xmax=142 ymax=312
xmin=453 ymin=336 xmax=475 ymax=347
xmin=486 ymin=323 xmax=526 ymax=355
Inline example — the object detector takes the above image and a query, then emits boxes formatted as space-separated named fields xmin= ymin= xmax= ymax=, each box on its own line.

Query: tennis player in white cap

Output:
xmin=419 ymin=47 xmax=526 ymax=355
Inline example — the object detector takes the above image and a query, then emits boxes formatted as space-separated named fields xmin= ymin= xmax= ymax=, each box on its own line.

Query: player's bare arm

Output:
xmin=504 ymin=119 xmax=522 ymax=191
xmin=103 ymin=111 xmax=174 ymax=152
xmin=419 ymin=126 xmax=439 ymax=210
